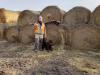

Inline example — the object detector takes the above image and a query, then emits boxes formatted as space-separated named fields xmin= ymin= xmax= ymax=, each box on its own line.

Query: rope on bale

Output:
xmin=40 ymin=6 xmax=65 ymax=23
xmin=17 ymin=10 xmax=40 ymax=26
xmin=63 ymin=6 xmax=91 ymax=26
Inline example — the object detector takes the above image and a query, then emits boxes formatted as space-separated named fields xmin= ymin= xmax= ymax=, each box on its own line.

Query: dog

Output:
xmin=42 ymin=38 xmax=53 ymax=51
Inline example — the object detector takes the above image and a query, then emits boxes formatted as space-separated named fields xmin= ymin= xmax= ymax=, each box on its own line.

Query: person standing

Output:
xmin=33 ymin=16 xmax=46 ymax=50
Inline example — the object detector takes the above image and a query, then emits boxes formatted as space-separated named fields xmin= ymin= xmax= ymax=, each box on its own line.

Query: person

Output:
xmin=33 ymin=16 xmax=47 ymax=50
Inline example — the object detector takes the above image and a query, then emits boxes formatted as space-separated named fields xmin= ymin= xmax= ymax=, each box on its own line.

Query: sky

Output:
xmin=0 ymin=0 xmax=100 ymax=12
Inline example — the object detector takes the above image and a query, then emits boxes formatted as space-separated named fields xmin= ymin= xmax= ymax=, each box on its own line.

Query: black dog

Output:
xmin=42 ymin=38 xmax=53 ymax=51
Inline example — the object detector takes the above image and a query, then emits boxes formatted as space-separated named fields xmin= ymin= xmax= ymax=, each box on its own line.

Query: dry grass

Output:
xmin=0 ymin=41 xmax=100 ymax=75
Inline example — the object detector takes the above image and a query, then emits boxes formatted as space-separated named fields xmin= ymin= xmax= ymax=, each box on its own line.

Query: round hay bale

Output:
xmin=5 ymin=26 xmax=19 ymax=42
xmin=46 ymin=21 xmax=65 ymax=49
xmin=63 ymin=6 xmax=91 ymax=26
xmin=40 ymin=6 xmax=65 ymax=23
xmin=71 ymin=25 xmax=100 ymax=50
xmin=17 ymin=10 xmax=39 ymax=26
xmin=90 ymin=5 xmax=100 ymax=25
xmin=60 ymin=24 xmax=72 ymax=49
xmin=0 ymin=24 xmax=8 ymax=40
xmin=0 ymin=8 xmax=6 ymax=23
xmin=0 ymin=25 xmax=5 ymax=40
xmin=0 ymin=8 xmax=20 ymax=25
xmin=19 ymin=24 xmax=34 ymax=44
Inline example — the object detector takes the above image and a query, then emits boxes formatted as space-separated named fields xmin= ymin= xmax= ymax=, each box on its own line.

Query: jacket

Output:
xmin=34 ymin=22 xmax=47 ymax=37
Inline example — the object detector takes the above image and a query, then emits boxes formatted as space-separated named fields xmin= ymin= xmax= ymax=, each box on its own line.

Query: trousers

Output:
xmin=34 ymin=33 xmax=43 ymax=50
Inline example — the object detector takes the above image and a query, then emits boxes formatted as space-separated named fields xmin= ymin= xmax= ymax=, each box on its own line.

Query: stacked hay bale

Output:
xmin=19 ymin=24 xmax=34 ymax=44
xmin=46 ymin=21 xmax=65 ymax=49
xmin=0 ymin=8 xmax=20 ymax=25
xmin=0 ymin=8 xmax=6 ymax=23
xmin=19 ymin=21 xmax=65 ymax=46
xmin=40 ymin=6 xmax=65 ymax=23
xmin=5 ymin=25 xmax=19 ymax=42
xmin=63 ymin=6 xmax=91 ymax=27
xmin=90 ymin=5 xmax=100 ymax=25
xmin=17 ymin=10 xmax=40 ymax=44
xmin=0 ymin=24 xmax=8 ymax=40
xmin=60 ymin=24 xmax=72 ymax=49
xmin=70 ymin=25 xmax=100 ymax=50
xmin=62 ymin=6 xmax=92 ymax=49
xmin=17 ymin=10 xmax=40 ymax=26
xmin=0 ymin=8 xmax=19 ymax=42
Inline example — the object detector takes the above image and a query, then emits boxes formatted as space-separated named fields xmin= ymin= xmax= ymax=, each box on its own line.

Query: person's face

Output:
xmin=38 ymin=16 xmax=43 ymax=22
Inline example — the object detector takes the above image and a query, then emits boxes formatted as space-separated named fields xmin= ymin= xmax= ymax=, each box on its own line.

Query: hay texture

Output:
xmin=5 ymin=26 xmax=19 ymax=42
xmin=90 ymin=5 xmax=100 ymax=25
xmin=71 ymin=25 xmax=100 ymax=50
xmin=63 ymin=7 xmax=91 ymax=26
xmin=0 ymin=8 xmax=20 ymax=25
xmin=19 ymin=24 xmax=34 ymax=44
xmin=46 ymin=21 xmax=65 ymax=49
xmin=17 ymin=10 xmax=39 ymax=26
xmin=0 ymin=24 xmax=7 ymax=40
xmin=0 ymin=8 xmax=6 ymax=23
xmin=40 ymin=6 xmax=65 ymax=23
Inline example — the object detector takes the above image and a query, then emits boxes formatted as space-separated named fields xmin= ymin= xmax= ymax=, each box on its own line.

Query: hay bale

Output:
xmin=60 ymin=24 xmax=72 ymax=49
xmin=46 ymin=21 xmax=65 ymax=49
xmin=71 ymin=24 xmax=100 ymax=50
xmin=17 ymin=10 xmax=39 ymax=26
xmin=40 ymin=6 xmax=65 ymax=23
xmin=63 ymin=6 xmax=91 ymax=26
xmin=0 ymin=27 xmax=4 ymax=40
xmin=0 ymin=8 xmax=20 ymax=25
xmin=90 ymin=5 xmax=100 ymax=25
xmin=0 ymin=24 xmax=7 ymax=40
xmin=19 ymin=21 xmax=65 ymax=47
xmin=19 ymin=24 xmax=34 ymax=44
xmin=5 ymin=26 xmax=19 ymax=42
xmin=0 ymin=8 xmax=6 ymax=23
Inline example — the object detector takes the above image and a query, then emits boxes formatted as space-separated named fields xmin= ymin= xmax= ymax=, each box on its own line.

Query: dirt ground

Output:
xmin=0 ymin=41 xmax=100 ymax=75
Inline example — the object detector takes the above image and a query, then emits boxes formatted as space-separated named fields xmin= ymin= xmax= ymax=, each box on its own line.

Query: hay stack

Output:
xmin=0 ymin=27 xmax=4 ymax=40
xmin=5 ymin=26 xmax=19 ymax=42
xmin=0 ymin=24 xmax=7 ymax=40
xmin=0 ymin=8 xmax=6 ymax=23
xmin=46 ymin=21 xmax=65 ymax=49
xmin=0 ymin=8 xmax=20 ymax=25
xmin=90 ymin=5 xmax=100 ymax=25
xmin=40 ymin=6 xmax=65 ymax=23
xmin=17 ymin=10 xmax=39 ymax=26
xmin=63 ymin=6 xmax=91 ymax=26
xmin=19 ymin=24 xmax=34 ymax=44
xmin=19 ymin=21 xmax=65 ymax=46
xmin=71 ymin=24 xmax=100 ymax=50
